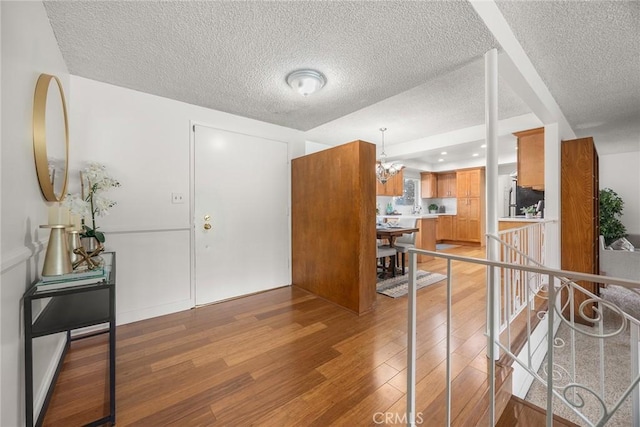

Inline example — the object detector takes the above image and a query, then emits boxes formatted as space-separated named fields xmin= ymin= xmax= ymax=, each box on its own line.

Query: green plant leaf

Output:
xmin=599 ymin=188 xmax=627 ymax=245
xmin=94 ymin=230 xmax=105 ymax=243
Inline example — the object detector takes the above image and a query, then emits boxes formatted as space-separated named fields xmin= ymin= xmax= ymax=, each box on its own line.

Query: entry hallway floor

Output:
xmin=44 ymin=246 xmax=499 ymax=426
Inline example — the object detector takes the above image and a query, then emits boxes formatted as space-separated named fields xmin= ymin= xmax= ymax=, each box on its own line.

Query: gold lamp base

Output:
xmin=41 ymin=225 xmax=73 ymax=276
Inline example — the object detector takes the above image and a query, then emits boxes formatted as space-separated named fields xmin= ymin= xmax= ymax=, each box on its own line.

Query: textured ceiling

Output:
xmin=44 ymin=1 xmax=497 ymax=131
xmin=43 ymin=0 xmax=639 ymax=165
xmin=304 ymin=57 xmax=530 ymax=147
xmin=497 ymin=0 xmax=640 ymax=154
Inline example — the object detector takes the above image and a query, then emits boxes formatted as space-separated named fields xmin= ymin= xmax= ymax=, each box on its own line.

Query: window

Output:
xmin=395 ymin=178 xmax=419 ymax=206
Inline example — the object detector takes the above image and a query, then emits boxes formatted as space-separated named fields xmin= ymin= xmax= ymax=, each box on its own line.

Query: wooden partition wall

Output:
xmin=291 ymin=140 xmax=376 ymax=314
xmin=561 ymin=136 xmax=600 ymax=322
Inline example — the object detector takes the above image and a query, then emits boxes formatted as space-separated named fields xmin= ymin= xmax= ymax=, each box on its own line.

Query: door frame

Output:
xmin=188 ymin=120 xmax=293 ymax=308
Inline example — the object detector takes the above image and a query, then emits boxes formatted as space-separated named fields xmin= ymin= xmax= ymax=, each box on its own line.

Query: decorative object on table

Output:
xmin=32 ymin=73 xmax=69 ymax=202
xmin=386 ymin=202 xmax=393 ymax=214
xmin=40 ymin=225 xmax=73 ymax=276
xmin=35 ymin=267 xmax=108 ymax=292
xmin=68 ymin=230 xmax=82 ymax=264
xmin=65 ymin=163 xmax=120 ymax=248
xmin=375 ymin=127 xmax=403 ymax=184
xmin=520 ymin=204 xmax=537 ymax=219
xmin=376 ymin=270 xmax=447 ymax=298
xmin=41 ymin=204 xmax=73 ymax=276
xmin=66 ymin=212 xmax=83 ymax=264
xmin=428 ymin=203 xmax=438 ymax=214
xmin=599 ymin=188 xmax=627 ymax=246
xmin=72 ymin=245 xmax=105 ymax=271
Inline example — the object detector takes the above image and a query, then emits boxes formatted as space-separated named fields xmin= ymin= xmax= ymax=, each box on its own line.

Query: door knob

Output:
xmin=204 ymin=223 xmax=211 ymax=230
xmin=204 ymin=215 xmax=210 ymax=221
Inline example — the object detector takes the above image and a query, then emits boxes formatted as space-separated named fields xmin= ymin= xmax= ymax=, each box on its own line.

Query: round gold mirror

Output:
xmin=33 ymin=73 xmax=69 ymax=202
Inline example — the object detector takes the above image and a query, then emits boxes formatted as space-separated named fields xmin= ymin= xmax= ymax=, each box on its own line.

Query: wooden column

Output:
xmin=291 ymin=140 xmax=376 ymax=314
xmin=561 ymin=137 xmax=599 ymax=321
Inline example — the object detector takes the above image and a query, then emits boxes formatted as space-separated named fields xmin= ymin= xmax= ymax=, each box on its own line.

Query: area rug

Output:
xmin=376 ymin=270 xmax=447 ymax=298
xmin=436 ymin=243 xmax=460 ymax=250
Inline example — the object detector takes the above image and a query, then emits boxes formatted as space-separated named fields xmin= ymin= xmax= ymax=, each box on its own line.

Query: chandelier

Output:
xmin=375 ymin=127 xmax=403 ymax=184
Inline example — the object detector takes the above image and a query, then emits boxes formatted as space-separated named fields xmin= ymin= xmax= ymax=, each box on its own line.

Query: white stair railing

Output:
xmin=494 ymin=221 xmax=550 ymax=332
xmin=406 ymin=249 xmax=640 ymax=427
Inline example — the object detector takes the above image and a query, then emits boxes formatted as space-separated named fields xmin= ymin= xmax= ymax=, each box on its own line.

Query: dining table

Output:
xmin=376 ymin=226 xmax=419 ymax=248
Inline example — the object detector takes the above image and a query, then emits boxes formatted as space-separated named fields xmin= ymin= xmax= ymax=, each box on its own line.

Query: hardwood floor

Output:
xmin=43 ymin=246 xmax=499 ymax=426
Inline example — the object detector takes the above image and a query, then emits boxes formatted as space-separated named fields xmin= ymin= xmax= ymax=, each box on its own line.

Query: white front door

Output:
xmin=193 ymin=125 xmax=289 ymax=306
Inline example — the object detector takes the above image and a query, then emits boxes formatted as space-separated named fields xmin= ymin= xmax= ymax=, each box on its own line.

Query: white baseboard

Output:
xmin=117 ymin=299 xmax=193 ymax=325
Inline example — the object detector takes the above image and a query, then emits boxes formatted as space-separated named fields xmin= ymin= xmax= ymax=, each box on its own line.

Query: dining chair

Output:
xmin=377 ymin=240 xmax=396 ymax=277
xmin=394 ymin=217 xmax=417 ymax=275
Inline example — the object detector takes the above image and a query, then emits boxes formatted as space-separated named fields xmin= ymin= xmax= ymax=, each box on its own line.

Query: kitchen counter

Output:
xmin=499 ymin=216 xmax=544 ymax=223
xmin=378 ymin=213 xmax=454 ymax=219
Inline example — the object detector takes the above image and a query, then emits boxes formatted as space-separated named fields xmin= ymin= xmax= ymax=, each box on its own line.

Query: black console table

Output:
xmin=23 ymin=252 xmax=116 ymax=427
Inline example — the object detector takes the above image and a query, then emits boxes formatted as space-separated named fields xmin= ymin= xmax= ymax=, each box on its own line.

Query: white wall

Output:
xmin=304 ymin=140 xmax=331 ymax=155
xmin=69 ymin=76 xmax=305 ymax=324
xmin=1 ymin=2 xmax=70 ymax=425
xmin=1 ymin=3 xmax=305 ymax=423
xmin=599 ymin=151 xmax=640 ymax=234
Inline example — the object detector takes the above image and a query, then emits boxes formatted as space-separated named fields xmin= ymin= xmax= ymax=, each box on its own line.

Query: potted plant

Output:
xmin=66 ymin=163 xmax=120 ymax=251
xmin=599 ymin=188 xmax=627 ymax=245
xmin=428 ymin=203 xmax=438 ymax=214
xmin=521 ymin=204 xmax=537 ymax=219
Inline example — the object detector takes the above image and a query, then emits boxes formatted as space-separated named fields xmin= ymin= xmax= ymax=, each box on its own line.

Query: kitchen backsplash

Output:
xmin=425 ymin=198 xmax=457 ymax=214
xmin=377 ymin=196 xmax=457 ymax=215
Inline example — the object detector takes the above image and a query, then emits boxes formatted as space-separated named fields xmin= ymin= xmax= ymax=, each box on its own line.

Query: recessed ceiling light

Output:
xmin=472 ymin=153 xmax=479 ymax=157
xmin=440 ymin=151 xmax=447 ymax=155
xmin=286 ymin=69 xmax=326 ymax=96
xmin=438 ymin=158 xmax=444 ymax=162
xmin=481 ymin=144 xmax=487 ymax=148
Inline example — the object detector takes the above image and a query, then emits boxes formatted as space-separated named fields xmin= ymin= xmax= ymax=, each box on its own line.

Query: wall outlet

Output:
xmin=171 ymin=193 xmax=185 ymax=204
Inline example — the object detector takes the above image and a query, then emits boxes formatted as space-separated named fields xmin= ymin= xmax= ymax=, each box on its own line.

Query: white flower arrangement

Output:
xmin=65 ymin=163 xmax=120 ymax=243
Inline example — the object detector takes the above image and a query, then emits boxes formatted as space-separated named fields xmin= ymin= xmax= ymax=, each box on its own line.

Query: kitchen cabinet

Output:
xmin=456 ymin=168 xmax=482 ymax=198
xmin=456 ymin=197 xmax=482 ymax=242
xmin=420 ymin=172 xmax=437 ymax=198
xmin=514 ymin=127 xmax=545 ymax=190
xmin=561 ymin=136 xmax=599 ymax=323
xmin=436 ymin=215 xmax=455 ymax=242
xmin=415 ymin=218 xmax=437 ymax=262
xmin=437 ymin=172 xmax=456 ymax=198
xmin=376 ymin=169 xmax=404 ymax=196
xmin=455 ymin=167 xmax=485 ymax=244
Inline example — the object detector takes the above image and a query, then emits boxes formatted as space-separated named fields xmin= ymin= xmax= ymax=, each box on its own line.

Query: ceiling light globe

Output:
xmin=286 ymin=70 xmax=326 ymax=96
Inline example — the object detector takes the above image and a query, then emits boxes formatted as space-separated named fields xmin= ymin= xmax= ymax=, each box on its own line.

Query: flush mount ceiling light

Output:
xmin=375 ymin=127 xmax=403 ymax=184
xmin=286 ymin=69 xmax=326 ymax=96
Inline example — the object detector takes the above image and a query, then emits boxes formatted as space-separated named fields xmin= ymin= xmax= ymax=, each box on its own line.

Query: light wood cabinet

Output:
xmin=456 ymin=168 xmax=482 ymax=198
xmin=436 ymin=215 xmax=454 ymax=242
xmin=456 ymin=197 xmax=482 ymax=242
xmin=420 ymin=172 xmax=437 ymax=198
xmin=376 ymin=169 xmax=404 ymax=196
xmin=455 ymin=168 xmax=485 ymax=244
xmin=415 ymin=218 xmax=436 ymax=262
xmin=514 ymin=127 xmax=545 ymax=190
xmin=437 ymin=172 xmax=456 ymax=198
xmin=561 ymin=137 xmax=599 ymax=322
